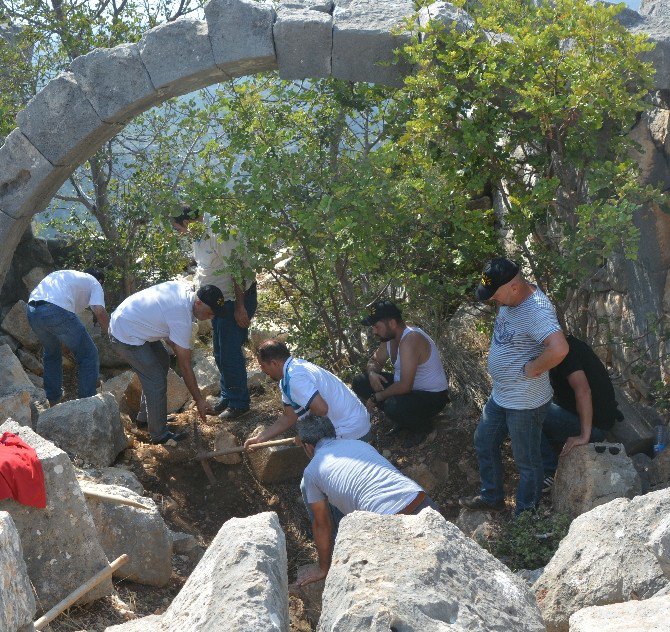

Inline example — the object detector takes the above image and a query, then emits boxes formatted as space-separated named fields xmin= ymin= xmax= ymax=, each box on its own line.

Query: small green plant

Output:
xmin=485 ymin=511 xmax=571 ymax=571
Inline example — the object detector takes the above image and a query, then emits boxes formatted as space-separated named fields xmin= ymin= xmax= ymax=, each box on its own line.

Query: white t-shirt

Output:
xmin=192 ymin=214 xmax=248 ymax=302
xmin=303 ymin=438 xmax=423 ymax=515
xmin=109 ymin=281 xmax=195 ymax=348
xmin=30 ymin=270 xmax=105 ymax=314
xmin=279 ymin=357 xmax=370 ymax=440
xmin=487 ymin=287 xmax=561 ymax=409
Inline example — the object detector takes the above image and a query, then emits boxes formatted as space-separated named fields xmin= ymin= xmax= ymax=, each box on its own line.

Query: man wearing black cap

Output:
xmin=352 ymin=301 xmax=449 ymax=444
xmin=109 ymin=281 xmax=221 ymax=444
xmin=460 ymin=257 xmax=568 ymax=515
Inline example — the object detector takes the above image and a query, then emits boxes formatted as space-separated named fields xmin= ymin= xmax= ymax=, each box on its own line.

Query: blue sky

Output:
xmin=627 ymin=0 xmax=641 ymax=10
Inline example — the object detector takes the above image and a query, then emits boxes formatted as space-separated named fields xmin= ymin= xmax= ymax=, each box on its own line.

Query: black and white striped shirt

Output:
xmin=487 ymin=288 xmax=561 ymax=409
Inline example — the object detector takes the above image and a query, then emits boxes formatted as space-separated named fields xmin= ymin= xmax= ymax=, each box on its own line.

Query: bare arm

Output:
xmin=308 ymin=393 xmax=329 ymax=417
xmin=298 ymin=500 xmax=332 ymax=586
xmin=524 ymin=331 xmax=569 ymax=378
xmin=172 ymin=344 xmax=212 ymax=422
xmin=233 ymin=279 xmax=250 ymax=328
xmin=374 ymin=333 xmax=423 ymax=402
xmin=90 ymin=305 xmax=109 ymax=334
xmin=560 ymin=370 xmax=593 ymax=456
xmin=244 ymin=405 xmax=298 ymax=448
xmin=367 ymin=344 xmax=390 ymax=392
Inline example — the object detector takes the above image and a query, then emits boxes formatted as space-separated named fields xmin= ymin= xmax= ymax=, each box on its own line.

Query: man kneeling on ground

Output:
xmin=296 ymin=416 xmax=438 ymax=587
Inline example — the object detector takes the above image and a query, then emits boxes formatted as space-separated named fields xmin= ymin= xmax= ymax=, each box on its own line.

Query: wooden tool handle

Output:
xmin=80 ymin=486 xmax=149 ymax=510
xmin=198 ymin=437 xmax=296 ymax=460
xmin=34 ymin=554 xmax=129 ymax=630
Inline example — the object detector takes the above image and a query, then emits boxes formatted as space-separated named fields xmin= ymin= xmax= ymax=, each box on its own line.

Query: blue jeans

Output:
xmin=541 ymin=402 xmax=606 ymax=476
xmin=474 ymin=397 xmax=548 ymax=515
xmin=26 ymin=302 xmax=99 ymax=405
xmin=212 ymin=283 xmax=257 ymax=409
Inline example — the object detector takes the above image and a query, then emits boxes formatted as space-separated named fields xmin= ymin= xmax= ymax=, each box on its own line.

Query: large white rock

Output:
xmin=0 ymin=511 xmax=36 ymax=632
xmin=99 ymin=370 xmax=136 ymax=413
xmin=568 ymin=594 xmax=670 ymax=631
xmin=0 ymin=344 xmax=35 ymax=397
xmin=37 ymin=392 xmax=127 ymax=467
xmin=535 ymin=488 xmax=670 ymax=632
xmin=76 ymin=465 xmax=145 ymax=495
xmin=646 ymin=513 xmax=670 ymax=576
xmin=551 ymin=443 xmax=641 ymax=518
xmin=318 ymin=509 xmax=544 ymax=631
xmin=1 ymin=301 xmax=39 ymax=349
xmin=0 ymin=390 xmax=33 ymax=427
xmin=83 ymin=481 xmax=173 ymax=586
xmin=121 ymin=369 xmax=190 ymax=416
xmin=106 ymin=512 xmax=288 ymax=631
xmin=192 ymin=347 xmax=221 ymax=397
xmin=0 ymin=420 xmax=112 ymax=611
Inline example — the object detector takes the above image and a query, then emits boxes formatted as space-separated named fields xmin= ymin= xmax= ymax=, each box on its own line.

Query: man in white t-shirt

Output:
xmin=26 ymin=268 xmax=109 ymax=406
xmin=244 ymin=339 xmax=371 ymax=449
xmin=295 ymin=416 xmax=438 ymax=587
xmin=459 ymin=257 xmax=568 ymax=516
xmin=109 ymin=281 xmax=222 ymax=444
xmin=171 ymin=205 xmax=257 ymax=420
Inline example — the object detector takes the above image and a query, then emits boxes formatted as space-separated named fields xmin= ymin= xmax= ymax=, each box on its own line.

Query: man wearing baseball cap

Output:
xmin=460 ymin=257 xmax=568 ymax=515
xmin=109 ymin=281 xmax=221 ymax=444
xmin=352 ymin=300 xmax=449 ymax=446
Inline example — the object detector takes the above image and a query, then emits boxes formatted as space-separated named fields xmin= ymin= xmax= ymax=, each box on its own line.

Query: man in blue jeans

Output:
xmin=171 ymin=204 xmax=257 ymax=419
xmin=459 ymin=257 xmax=568 ymax=515
xmin=26 ymin=269 xmax=109 ymax=406
xmin=541 ymin=334 xmax=623 ymax=491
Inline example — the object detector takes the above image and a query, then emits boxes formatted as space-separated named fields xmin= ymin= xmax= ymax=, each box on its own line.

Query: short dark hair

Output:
xmin=83 ymin=267 xmax=105 ymax=284
xmin=172 ymin=203 xmax=200 ymax=227
xmin=296 ymin=415 xmax=336 ymax=446
xmin=256 ymin=339 xmax=291 ymax=363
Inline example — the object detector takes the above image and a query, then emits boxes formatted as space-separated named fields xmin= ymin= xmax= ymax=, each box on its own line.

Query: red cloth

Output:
xmin=0 ymin=431 xmax=46 ymax=508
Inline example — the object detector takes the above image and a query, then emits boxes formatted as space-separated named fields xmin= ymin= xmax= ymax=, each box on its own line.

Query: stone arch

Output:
xmin=0 ymin=0 xmax=426 ymax=289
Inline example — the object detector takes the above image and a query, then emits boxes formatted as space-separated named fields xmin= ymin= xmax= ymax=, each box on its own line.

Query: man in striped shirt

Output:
xmin=460 ymin=257 xmax=568 ymax=515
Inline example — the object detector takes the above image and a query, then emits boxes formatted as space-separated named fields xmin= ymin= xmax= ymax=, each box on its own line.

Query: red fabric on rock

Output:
xmin=0 ymin=431 xmax=46 ymax=508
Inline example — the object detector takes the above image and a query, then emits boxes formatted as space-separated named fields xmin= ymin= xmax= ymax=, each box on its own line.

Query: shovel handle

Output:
xmin=198 ymin=437 xmax=296 ymax=460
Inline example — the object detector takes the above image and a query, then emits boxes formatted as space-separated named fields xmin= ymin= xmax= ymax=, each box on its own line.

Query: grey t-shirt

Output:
xmin=302 ymin=438 xmax=423 ymax=515
xmin=487 ymin=287 xmax=561 ymax=409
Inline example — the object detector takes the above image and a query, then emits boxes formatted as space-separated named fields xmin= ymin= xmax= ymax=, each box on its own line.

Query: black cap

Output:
xmin=83 ymin=267 xmax=105 ymax=284
xmin=362 ymin=300 xmax=402 ymax=326
xmin=196 ymin=284 xmax=227 ymax=317
xmin=475 ymin=257 xmax=520 ymax=301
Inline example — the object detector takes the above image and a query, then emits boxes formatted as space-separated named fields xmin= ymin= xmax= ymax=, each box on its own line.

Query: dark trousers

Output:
xmin=352 ymin=372 xmax=449 ymax=432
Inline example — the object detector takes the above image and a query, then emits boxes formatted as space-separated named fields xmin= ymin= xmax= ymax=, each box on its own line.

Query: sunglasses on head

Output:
xmin=594 ymin=444 xmax=620 ymax=455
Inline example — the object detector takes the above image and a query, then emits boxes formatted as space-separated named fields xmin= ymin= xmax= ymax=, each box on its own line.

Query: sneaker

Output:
xmin=458 ymin=495 xmax=506 ymax=512
xmin=542 ymin=475 xmax=554 ymax=494
xmin=218 ymin=407 xmax=251 ymax=420
xmin=212 ymin=399 xmax=229 ymax=414
xmin=151 ymin=430 xmax=189 ymax=445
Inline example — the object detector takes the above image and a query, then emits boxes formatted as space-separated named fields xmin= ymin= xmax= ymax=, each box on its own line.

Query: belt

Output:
xmin=397 ymin=491 xmax=426 ymax=515
xmin=28 ymin=300 xmax=50 ymax=307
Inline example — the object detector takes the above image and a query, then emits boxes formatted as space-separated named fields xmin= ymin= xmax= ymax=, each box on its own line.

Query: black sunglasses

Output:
xmin=594 ymin=444 xmax=620 ymax=455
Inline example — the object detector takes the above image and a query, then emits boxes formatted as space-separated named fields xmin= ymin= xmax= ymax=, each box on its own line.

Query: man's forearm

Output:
xmin=525 ymin=344 xmax=568 ymax=377
xmin=575 ymin=390 xmax=594 ymax=440
xmin=312 ymin=520 xmax=333 ymax=574
xmin=256 ymin=413 xmax=296 ymax=442
xmin=375 ymin=380 xmax=410 ymax=401
xmin=233 ymin=279 xmax=245 ymax=306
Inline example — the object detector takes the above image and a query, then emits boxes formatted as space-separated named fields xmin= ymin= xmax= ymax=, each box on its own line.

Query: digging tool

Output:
xmin=79 ymin=485 xmax=150 ymax=510
xmin=33 ymin=554 xmax=129 ymax=630
xmin=197 ymin=437 xmax=296 ymax=461
xmin=193 ymin=416 xmax=217 ymax=484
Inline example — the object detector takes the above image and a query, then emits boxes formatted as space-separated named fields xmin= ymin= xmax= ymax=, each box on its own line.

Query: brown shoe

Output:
xmin=458 ymin=495 xmax=506 ymax=511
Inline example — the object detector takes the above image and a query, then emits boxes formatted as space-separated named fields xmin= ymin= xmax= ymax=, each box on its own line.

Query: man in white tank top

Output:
xmin=352 ymin=301 xmax=449 ymax=445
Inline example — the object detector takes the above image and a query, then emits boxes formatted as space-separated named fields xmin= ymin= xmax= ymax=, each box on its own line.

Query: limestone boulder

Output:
xmin=609 ymin=386 xmax=659 ymax=451
xmin=419 ymin=1 xmax=475 ymax=36
xmin=535 ymin=488 xmax=670 ymax=632
xmin=401 ymin=462 xmax=438 ymax=493
xmin=0 ymin=511 xmax=36 ymax=632
xmin=649 ymin=448 xmax=670 ymax=488
xmin=213 ymin=426 xmax=242 ymax=464
xmin=332 ymin=0 xmax=415 ymax=87
xmin=0 ymin=344 xmax=35 ymax=397
xmin=17 ymin=348 xmax=43 ymax=376
xmin=292 ymin=564 xmax=325 ymax=627
xmin=83 ymin=481 xmax=172 ymax=586
xmin=569 ymin=595 xmax=670 ymax=632
xmin=0 ymin=333 xmax=19 ymax=352
xmin=37 ymin=392 xmax=127 ymax=467
xmin=192 ymin=347 xmax=221 ymax=396
xmin=76 ymin=465 xmax=144 ymax=495
xmin=122 ymin=369 xmax=190 ymax=416
xmin=627 ymin=2 xmax=670 ymax=91
xmin=99 ymin=370 xmax=136 ymax=413
xmin=247 ymin=369 xmax=272 ymax=390
xmin=105 ymin=615 xmax=163 ymax=631
xmin=22 ymin=265 xmax=48 ymax=293
xmin=93 ymin=330 xmax=129 ymax=368
xmin=205 ymin=0 xmax=277 ymax=76
xmin=319 ymin=509 xmax=544 ymax=631
xmin=646 ymin=513 xmax=670 ymax=577
xmin=455 ymin=508 xmax=494 ymax=539
xmin=247 ymin=425 xmax=308 ymax=483
xmin=551 ymin=443 xmax=641 ymax=518
xmin=0 ymin=420 xmax=112 ymax=611
xmin=1 ymin=301 xmax=39 ymax=349
xmin=0 ymin=390 xmax=33 ymax=427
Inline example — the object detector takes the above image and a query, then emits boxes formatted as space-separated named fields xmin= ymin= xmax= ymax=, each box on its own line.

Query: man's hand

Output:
xmin=195 ymin=397 xmax=214 ymax=422
xmin=234 ymin=304 xmax=250 ymax=328
xmin=560 ymin=435 xmax=589 ymax=457
xmin=368 ymin=372 xmax=388 ymax=393
xmin=296 ymin=563 xmax=328 ymax=587
xmin=244 ymin=435 xmax=264 ymax=451
xmin=365 ymin=395 xmax=377 ymax=413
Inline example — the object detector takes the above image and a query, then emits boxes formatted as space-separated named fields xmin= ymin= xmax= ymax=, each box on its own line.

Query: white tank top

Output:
xmin=386 ymin=326 xmax=449 ymax=393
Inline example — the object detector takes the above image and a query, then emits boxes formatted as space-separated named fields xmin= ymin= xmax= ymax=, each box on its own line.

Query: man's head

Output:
xmin=171 ymin=203 xmax=202 ymax=234
xmin=83 ymin=267 xmax=105 ymax=284
xmin=361 ymin=300 xmax=404 ymax=342
xmin=194 ymin=284 xmax=226 ymax=320
xmin=256 ymin=339 xmax=291 ymax=381
xmin=296 ymin=415 xmax=336 ymax=458
xmin=475 ymin=257 xmax=524 ymax=306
